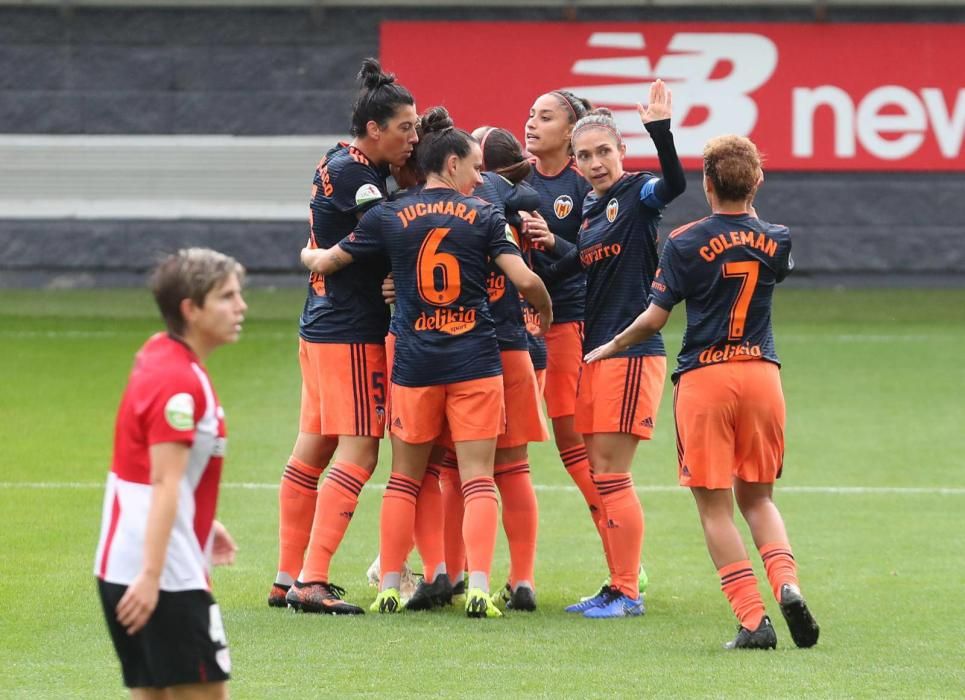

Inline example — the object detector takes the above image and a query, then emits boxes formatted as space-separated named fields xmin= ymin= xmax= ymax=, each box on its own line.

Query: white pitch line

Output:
xmin=2 ymin=482 xmax=963 ymax=495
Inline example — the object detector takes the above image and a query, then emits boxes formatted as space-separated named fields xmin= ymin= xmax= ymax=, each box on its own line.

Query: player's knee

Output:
xmin=551 ymin=416 xmax=581 ymax=450
xmin=335 ymin=436 xmax=380 ymax=471
xmin=734 ymin=479 xmax=769 ymax=504
xmin=292 ymin=433 xmax=337 ymax=467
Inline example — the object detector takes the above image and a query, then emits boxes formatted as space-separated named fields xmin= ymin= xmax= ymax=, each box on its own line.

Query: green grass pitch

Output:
xmin=1 ymin=287 xmax=963 ymax=698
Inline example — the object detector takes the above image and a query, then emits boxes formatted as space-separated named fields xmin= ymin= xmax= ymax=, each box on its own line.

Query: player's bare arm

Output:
xmin=495 ymin=252 xmax=553 ymax=336
xmin=584 ymin=304 xmax=671 ymax=364
xmin=115 ymin=441 xmax=191 ymax=635
xmin=300 ymin=245 xmax=356 ymax=275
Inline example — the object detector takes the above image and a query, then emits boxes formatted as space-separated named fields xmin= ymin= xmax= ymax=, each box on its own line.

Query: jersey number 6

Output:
xmin=722 ymin=261 xmax=759 ymax=341
xmin=417 ymin=227 xmax=462 ymax=307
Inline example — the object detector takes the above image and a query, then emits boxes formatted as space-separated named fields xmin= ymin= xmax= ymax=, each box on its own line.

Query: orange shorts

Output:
xmin=574 ymin=355 xmax=666 ymax=439
xmin=673 ymin=360 xmax=785 ymax=490
xmin=498 ymin=350 xmax=549 ymax=448
xmin=543 ymin=321 xmax=583 ymax=419
xmin=384 ymin=332 xmax=396 ymax=416
xmin=385 ymin=332 xmax=396 ymax=372
xmin=389 ymin=375 xmax=505 ymax=444
xmin=299 ymin=339 xmax=387 ymax=437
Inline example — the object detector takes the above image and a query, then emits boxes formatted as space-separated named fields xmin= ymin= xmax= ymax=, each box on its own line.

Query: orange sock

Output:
xmin=379 ymin=473 xmax=420 ymax=589
xmin=298 ymin=461 xmax=370 ymax=583
xmin=439 ymin=454 xmax=465 ymax=584
xmin=594 ymin=472 xmax=643 ymax=598
xmin=718 ymin=560 xmax=766 ymax=630
xmin=759 ymin=542 xmax=799 ymax=600
xmin=277 ymin=456 xmax=324 ymax=582
xmin=494 ymin=460 xmax=538 ymax=588
xmin=462 ymin=476 xmax=499 ymax=591
xmin=414 ymin=464 xmax=445 ymax=580
xmin=561 ymin=445 xmax=608 ymax=544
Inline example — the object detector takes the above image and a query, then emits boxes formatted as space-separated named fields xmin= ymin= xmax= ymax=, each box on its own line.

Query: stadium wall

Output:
xmin=0 ymin=5 xmax=963 ymax=286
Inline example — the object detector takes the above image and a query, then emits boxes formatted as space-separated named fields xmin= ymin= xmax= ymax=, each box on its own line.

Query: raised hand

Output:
xmin=637 ymin=79 xmax=673 ymax=124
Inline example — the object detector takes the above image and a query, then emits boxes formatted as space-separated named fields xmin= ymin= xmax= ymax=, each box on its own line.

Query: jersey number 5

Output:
xmin=417 ymin=227 xmax=462 ymax=307
xmin=722 ymin=261 xmax=759 ymax=340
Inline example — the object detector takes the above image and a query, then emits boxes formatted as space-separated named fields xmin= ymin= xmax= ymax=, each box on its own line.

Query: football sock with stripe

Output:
xmin=759 ymin=542 xmax=799 ymax=600
xmin=462 ymin=476 xmax=499 ymax=593
xmin=561 ymin=445 xmax=610 ymax=556
xmin=277 ymin=456 xmax=323 ymax=583
xmin=494 ymin=459 xmax=538 ymax=589
xmin=439 ymin=455 xmax=466 ymax=586
xmin=298 ymin=461 xmax=370 ymax=583
xmin=718 ymin=559 xmax=766 ymax=630
xmin=378 ymin=472 xmax=421 ymax=590
xmin=414 ymin=463 xmax=446 ymax=581
xmin=594 ymin=472 xmax=643 ymax=598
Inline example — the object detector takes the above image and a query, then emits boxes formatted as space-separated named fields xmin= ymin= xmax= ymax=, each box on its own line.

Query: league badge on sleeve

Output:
xmin=606 ymin=198 xmax=619 ymax=223
xmin=164 ymin=393 xmax=195 ymax=431
xmin=554 ymin=195 xmax=574 ymax=219
xmin=355 ymin=183 xmax=383 ymax=208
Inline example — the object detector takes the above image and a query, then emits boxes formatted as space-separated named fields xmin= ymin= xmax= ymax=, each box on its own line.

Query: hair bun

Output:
xmin=357 ymin=57 xmax=396 ymax=89
xmin=420 ymin=106 xmax=454 ymax=135
xmin=589 ymin=107 xmax=613 ymax=118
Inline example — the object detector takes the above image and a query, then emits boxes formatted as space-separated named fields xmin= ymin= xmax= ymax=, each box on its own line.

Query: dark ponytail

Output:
xmin=477 ymin=126 xmax=531 ymax=184
xmin=350 ymin=58 xmax=415 ymax=137
xmin=417 ymin=106 xmax=476 ymax=176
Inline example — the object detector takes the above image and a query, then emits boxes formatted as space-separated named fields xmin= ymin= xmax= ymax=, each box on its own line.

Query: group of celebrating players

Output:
xmin=94 ymin=55 xmax=820 ymax=699
xmin=270 ymin=58 xmax=820 ymax=646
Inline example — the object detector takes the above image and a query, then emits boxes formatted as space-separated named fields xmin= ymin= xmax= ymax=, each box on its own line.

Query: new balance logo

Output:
xmin=562 ymin=31 xmax=778 ymax=158
xmin=640 ymin=416 xmax=654 ymax=428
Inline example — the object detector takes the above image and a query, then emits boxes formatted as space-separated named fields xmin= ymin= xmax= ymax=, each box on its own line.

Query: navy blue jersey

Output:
xmin=649 ymin=213 xmax=793 ymax=381
xmin=299 ymin=143 xmax=391 ymax=344
xmin=338 ymin=187 xmax=522 ymax=387
xmin=578 ymin=171 xmax=670 ymax=359
xmin=474 ymin=172 xmax=541 ymax=352
xmin=527 ymin=158 xmax=591 ymax=323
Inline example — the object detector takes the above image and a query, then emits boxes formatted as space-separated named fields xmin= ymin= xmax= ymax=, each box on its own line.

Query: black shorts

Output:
xmin=97 ymin=579 xmax=231 ymax=689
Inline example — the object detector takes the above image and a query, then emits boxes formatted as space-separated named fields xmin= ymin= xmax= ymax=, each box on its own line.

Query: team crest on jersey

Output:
xmin=606 ymin=198 xmax=619 ymax=222
xmin=164 ymin=393 xmax=195 ymax=431
xmin=355 ymin=183 xmax=383 ymax=207
xmin=554 ymin=195 xmax=574 ymax=219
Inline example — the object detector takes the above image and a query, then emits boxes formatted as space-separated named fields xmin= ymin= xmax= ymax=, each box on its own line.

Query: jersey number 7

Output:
xmin=417 ymin=227 xmax=462 ymax=306
xmin=722 ymin=261 xmax=759 ymax=341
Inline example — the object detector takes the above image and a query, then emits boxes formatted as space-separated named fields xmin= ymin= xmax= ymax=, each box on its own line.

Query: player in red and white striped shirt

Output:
xmin=94 ymin=248 xmax=245 ymax=697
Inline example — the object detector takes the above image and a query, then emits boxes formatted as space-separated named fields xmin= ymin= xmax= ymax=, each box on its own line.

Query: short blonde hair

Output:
xmin=703 ymin=135 xmax=762 ymax=202
xmin=150 ymin=248 xmax=245 ymax=335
